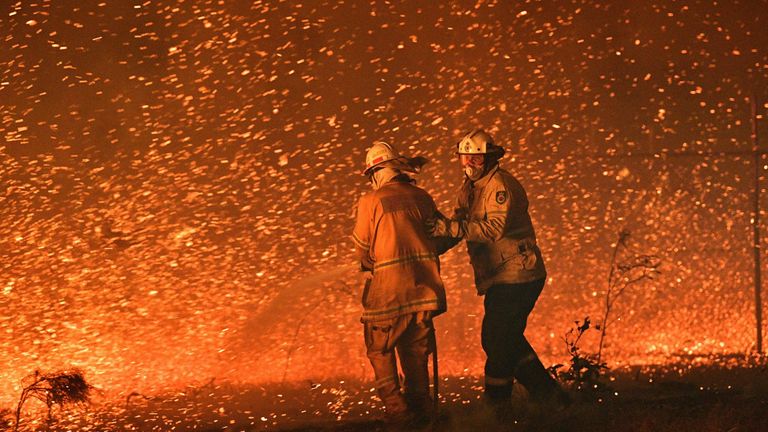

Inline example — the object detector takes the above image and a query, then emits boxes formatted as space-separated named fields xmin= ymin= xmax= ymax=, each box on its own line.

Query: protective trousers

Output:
xmin=364 ymin=311 xmax=433 ymax=415
xmin=482 ymin=278 xmax=560 ymax=401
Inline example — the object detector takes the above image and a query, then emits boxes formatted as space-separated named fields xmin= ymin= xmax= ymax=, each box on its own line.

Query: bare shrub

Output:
xmin=597 ymin=229 xmax=661 ymax=364
xmin=549 ymin=317 xmax=608 ymax=392
xmin=13 ymin=370 xmax=93 ymax=431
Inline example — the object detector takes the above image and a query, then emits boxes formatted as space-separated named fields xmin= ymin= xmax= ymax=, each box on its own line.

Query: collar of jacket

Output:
xmin=378 ymin=173 xmax=413 ymax=188
xmin=470 ymin=164 xmax=500 ymax=188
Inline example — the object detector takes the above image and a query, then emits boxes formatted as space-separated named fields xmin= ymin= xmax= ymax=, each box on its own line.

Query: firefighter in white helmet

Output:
xmin=352 ymin=141 xmax=448 ymax=424
xmin=428 ymin=129 xmax=569 ymax=408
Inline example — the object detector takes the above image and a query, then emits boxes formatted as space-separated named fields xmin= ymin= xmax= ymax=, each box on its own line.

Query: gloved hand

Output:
xmin=426 ymin=212 xmax=447 ymax=236
xmin=426 ymin=213 xmax=464 ymax=238
xmin=453 ymin=207 xmax=468 ymax=221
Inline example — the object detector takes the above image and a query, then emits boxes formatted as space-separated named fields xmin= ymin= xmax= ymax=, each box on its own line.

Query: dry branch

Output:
xmin=13 ymin=370 xmax=92 ymax=432
xmin=597 ymin=229 xmax=661 ymax=365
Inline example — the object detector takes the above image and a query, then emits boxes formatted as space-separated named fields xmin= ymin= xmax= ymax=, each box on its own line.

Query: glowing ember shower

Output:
xmin=1 ymin=0 xmax=768 ymax=409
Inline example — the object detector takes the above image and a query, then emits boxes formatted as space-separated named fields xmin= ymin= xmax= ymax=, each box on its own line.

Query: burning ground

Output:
xmin=3 ymin=360 xmax=768 ymax=431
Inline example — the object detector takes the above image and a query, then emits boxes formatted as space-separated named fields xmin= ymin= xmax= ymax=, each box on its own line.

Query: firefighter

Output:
xmin=351 ymin=141 xmax=447 ymax=423
xmin=428 ymin=129 xmax=568 ymax=407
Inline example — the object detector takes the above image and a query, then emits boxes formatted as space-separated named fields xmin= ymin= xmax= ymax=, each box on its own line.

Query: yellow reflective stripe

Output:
xmin=351 ymin=232 xmax=370 ymax=249
xmin=372 ymin=252 xmax=437 ymax=270
xmin=375 ymin=375 xmax=396 ymax=388
xmin=363 ymin=299 xmax=441 ymax=319
xmin=485 ymin=375 xmax=513 ymax=386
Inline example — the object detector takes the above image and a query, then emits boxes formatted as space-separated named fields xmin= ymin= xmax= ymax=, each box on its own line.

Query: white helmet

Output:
xmin=456 ymin=129 xmax=502 ymax=155
xmin=363 ymin=141 xmax=398 ymax=175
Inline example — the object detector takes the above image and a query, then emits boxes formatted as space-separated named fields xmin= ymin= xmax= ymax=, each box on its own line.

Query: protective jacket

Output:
xmin=352 ymin=178 xmax=447 ymax=322
xmin=437 ymin=165 xmax=546 ymax=294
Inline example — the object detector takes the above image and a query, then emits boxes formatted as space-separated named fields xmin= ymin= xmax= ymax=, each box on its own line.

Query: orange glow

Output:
xmin=1 ymin=1 xmax=767 ymax=428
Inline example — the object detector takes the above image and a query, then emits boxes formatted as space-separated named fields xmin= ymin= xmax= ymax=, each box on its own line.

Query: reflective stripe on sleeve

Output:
xmin=351 ymin=232 xmax=370 ymax=249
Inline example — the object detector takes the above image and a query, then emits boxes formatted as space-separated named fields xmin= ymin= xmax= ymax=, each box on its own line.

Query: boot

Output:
xmin=484 ymin=382 xmax=513 ymax=402
xmin=405 ymin=392 xmax=433 ymax=414
xmin=381 ymin=393 xmax=410 ymax=420
xmin=483 ymin=382 xmax=514 ymax=422
xmin=515 ymin=359 xmax=571 ymax=411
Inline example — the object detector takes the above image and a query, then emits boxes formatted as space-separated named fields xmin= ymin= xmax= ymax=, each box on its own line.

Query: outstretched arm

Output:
xmin=428 ymin=210 xmax=463 ymax=255
xmin=429 ymin=183 xmax=511 ymax=244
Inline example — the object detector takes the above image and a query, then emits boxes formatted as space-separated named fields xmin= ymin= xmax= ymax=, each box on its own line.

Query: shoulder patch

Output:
xmin=495 ymin=190 xmax=507 ymax=204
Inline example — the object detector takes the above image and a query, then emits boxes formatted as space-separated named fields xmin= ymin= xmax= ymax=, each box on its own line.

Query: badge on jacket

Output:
xmin=495 ymin=191 xmax=507 ymax=204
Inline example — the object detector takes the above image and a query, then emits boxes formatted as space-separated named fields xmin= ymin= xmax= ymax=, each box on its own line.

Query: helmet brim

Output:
xmin=362 ymin=156 xmax=428 ymax=176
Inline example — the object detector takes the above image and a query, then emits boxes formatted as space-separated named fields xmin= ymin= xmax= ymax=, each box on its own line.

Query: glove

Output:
xmin=426 ymin=213 xmax=448 ymax=236
xmin=426 ymin=214 xmax=464 ymax=239
xmin=453 ymin=207 xmax=468 ymax=220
